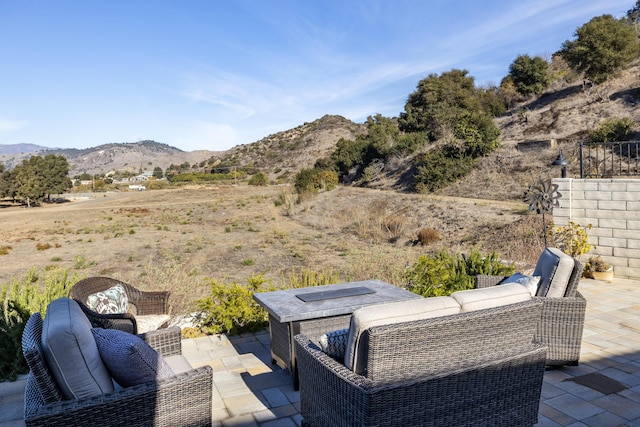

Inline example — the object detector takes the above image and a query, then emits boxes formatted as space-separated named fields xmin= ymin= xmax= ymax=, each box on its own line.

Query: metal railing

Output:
xmin=580 ymin=141 xmax=640 ymax=178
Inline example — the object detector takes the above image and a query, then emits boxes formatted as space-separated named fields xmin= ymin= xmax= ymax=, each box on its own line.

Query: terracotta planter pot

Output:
xmin=592 ymin=269 xmax=613 ymax=282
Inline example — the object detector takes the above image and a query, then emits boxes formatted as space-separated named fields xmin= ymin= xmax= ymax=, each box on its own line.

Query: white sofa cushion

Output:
xmin=452 ymin=283 xmax=532 ymax=313
xmin=41 ymin=298 xmax=114 ymax=399
xmin=344 ymin=297 xmax=461 ymax=373
xmin=136 ymin=314 xmax=171 ymax=334
xmin=533 ymin=247 xmax=575 ymax=297
xmin=502 ymin=273 xmax=541 ymax=297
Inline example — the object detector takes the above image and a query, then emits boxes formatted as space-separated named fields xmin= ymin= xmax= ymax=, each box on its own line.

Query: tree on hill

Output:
xmin=508 ymin=54 xmax=550 ymax=96
xmin=399 ymin=69 xmax=486 ymax=141
xmin=559 ymin=14 xmax=640 ymax=84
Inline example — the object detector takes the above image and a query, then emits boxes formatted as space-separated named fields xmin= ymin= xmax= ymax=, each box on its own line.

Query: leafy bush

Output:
xmin=589 ymin=117 xmax=636 ymax=142
xmin=294 ymin=168 xmax=338 ymax=193
xmin=403 ymin=249 xmax=514 ymax=297
xmin=195 ymin=269 xmax=341 ymax=336
xmin=248 ymin=172 xmax=269 ymax=186
xmin=414 ymin=144 xmax=475 ymax=193
xmin=196 ymin=274 xmax=276 ymax=335
xmin=547 ymin=221 xmax=592 ymax=259
xmin=0 ymin=268 xmax=80 ymax=381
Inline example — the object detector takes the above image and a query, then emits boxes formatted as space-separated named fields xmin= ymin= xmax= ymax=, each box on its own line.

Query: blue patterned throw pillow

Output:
xmin=319 ymin=328 xmax=349 ymax=361
xmin=86 ymin=284 xmax=129 ymax=314
xmin=91 ymin=328 xmax=174 ymax=387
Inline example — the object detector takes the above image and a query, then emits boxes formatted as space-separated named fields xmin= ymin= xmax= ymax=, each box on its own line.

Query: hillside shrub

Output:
xmin=248 ymin=172 xmax=269 ymax=186
xmin=414 ymin=145 xmax=475 ymax=193
xmin=294 ymin=168 xmax=338 ymax=193
xmin=403 ymin=249 xmax=514 ymax=297
xmin=0 ymin=268 xmax=80 ymax=381
xmin=588 ymin=117 xmax=636 ymax=142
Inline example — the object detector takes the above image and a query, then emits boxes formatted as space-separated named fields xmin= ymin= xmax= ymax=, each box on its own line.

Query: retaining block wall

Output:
xmin=552 ymin=178 xmax=640 ymax=279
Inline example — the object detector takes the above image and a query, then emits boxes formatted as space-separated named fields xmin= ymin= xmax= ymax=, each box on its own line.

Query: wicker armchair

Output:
xmin=70 ymin=277 xmax=171 ymax=334
xmin=294 ymin=300 xmax=546 ymax=427
xmin=476 ymin=251 xmax=586 ymax=366
xmin=22 ymin=314 xmax=213 ymax=427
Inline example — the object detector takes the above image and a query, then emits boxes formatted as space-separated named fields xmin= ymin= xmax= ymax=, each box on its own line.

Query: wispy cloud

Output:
xmin=0 ymin=119 xmax=28 ymax=133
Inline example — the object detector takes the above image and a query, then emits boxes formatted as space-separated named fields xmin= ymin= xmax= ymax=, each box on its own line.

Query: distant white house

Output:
xmin=133 ymin=171 xmax=154 ymax=181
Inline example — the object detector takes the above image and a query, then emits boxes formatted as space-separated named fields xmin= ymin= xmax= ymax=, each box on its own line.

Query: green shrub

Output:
xmin=0 ymin=268 xmax=80 ymax=381
xmin=589 ymin=117 xmax=636 ymax=142
xmin=196 ymin=274 xmax=276 ymax=335
xmin=414 ymin=145 xmax=475 ymax=193
xmin=248 ymin=172 xmax=269 ymax=186
xmin=403 ymin=249 xmax=514 ymax=297
xmin=548 ymin=221 xmax=592 ymax=259
xmin=195 ymin=269 xmax=341 ymax=336
xmin=294 ymin=168 xmax=338 ymax=193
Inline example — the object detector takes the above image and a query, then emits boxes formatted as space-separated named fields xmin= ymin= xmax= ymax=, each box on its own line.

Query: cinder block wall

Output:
xmin=552 ymin=178 xmax=640 ymax=279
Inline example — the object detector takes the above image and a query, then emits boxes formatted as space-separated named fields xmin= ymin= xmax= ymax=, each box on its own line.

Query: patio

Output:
xmin=1 ymin=277 xmax=640 ymax=426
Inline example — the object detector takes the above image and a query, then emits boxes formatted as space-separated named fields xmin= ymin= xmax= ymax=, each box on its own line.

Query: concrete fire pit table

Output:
xmin=253 ymin=279 xmax=422 ymax=388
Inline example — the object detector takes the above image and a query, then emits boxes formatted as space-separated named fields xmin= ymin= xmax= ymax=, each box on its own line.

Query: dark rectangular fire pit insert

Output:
xmin=296 ymin=286 xmax=376 ymax=302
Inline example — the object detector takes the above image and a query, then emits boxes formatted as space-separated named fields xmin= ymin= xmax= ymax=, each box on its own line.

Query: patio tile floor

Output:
xmin=1 ymin=277 xmax=639 ymax=426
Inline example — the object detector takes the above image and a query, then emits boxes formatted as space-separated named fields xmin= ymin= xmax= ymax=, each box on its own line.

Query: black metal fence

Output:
xmin=580 ymin=141 xmax=640 ymax=178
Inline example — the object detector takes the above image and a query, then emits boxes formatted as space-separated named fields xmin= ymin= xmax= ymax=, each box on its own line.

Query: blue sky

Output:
xmin=0 ymin=1 xmax=633 ymax=152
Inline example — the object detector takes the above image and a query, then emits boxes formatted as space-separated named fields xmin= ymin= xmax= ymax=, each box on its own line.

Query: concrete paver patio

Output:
xmin=1 ymin=277 xmax=639 ymax=426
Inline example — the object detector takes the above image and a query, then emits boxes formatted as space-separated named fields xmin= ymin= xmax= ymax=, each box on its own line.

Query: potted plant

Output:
xmin=587 ymin=256 xmax=613 ymax=281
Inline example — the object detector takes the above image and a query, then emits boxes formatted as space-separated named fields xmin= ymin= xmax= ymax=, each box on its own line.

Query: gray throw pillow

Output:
xmin=319 ymin=328 xmax=350 ymax=361
xmin=91 ymin=328 xmax=175 ymax=387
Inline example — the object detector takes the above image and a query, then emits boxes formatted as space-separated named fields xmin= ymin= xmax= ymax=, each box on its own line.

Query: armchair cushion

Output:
xmin=41 ymin=298 xmax=114 ymax=399
xmin=345 ymin=296 xmax=460 ymax=373
xmin=86 ymin=283 xmax=129 ymax=314
xmin=92 ymin=328 xmax=175 ymax=388
xmin=451 ymin=283 xmax=531 ymax=312
xmin=534 ymin=247 xmax=575 ymax=297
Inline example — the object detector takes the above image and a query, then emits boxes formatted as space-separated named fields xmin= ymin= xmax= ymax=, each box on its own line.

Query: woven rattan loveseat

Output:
xmin=71 ymin=276 xmax=171 ymax=334
xmin=22 ymin=298 xmax=213 ymax=427
xmin=295 ymin=293 xmax=546 ymax=427
xmin=476 ymin=247 xmax=586 ymax=366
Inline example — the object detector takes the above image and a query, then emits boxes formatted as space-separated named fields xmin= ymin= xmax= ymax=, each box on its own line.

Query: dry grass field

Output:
xmin=0 ymin=184 xmax=544 ymax=315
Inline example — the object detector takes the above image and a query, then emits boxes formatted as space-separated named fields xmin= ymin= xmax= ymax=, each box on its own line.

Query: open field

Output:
xmin=0 ymin=185 xmax=543 ymax=314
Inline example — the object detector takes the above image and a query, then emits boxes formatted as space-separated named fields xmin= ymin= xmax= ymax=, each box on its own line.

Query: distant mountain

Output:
xmin=0 ymin=143 xmax=53 ymax=154
xmin=0 ymin=140 xmax=217 ymax=176
xmin=53 ymin=140 xmax=217 ymax=175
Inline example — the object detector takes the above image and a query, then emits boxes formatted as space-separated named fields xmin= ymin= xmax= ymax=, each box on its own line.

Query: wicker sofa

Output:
xmin=70 ymin=276 xmax=171 ymax=334
xmin=294 ymin=284 xmax=547 ymax=427
xmin=476 ymin=247 xmax=586 ymax=366
xmin=21 ymin=298 xmax=213 ymax=427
